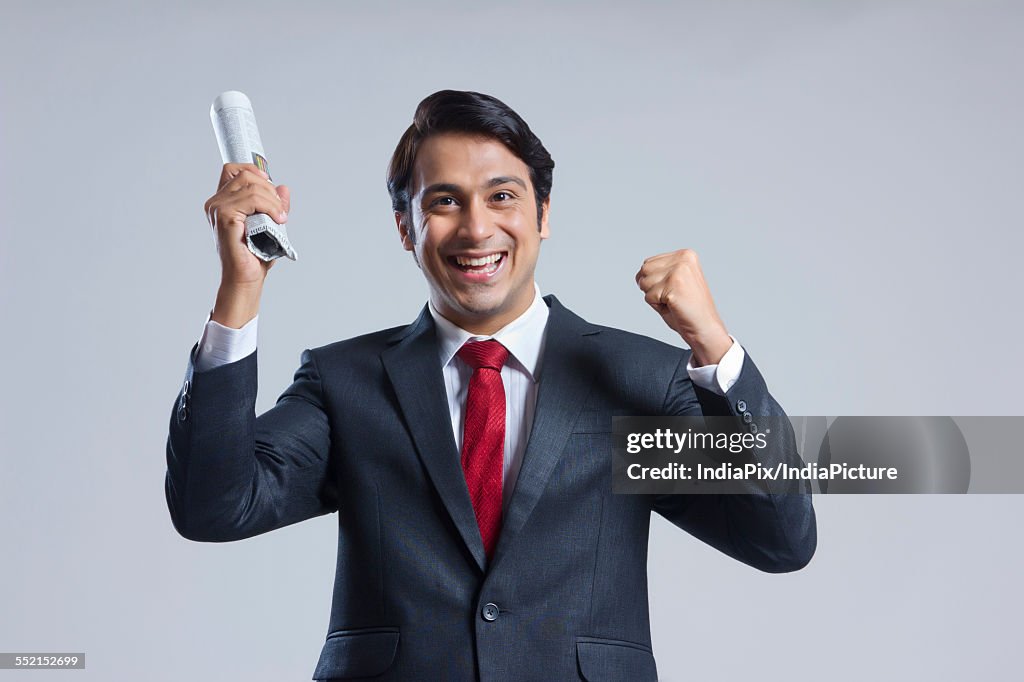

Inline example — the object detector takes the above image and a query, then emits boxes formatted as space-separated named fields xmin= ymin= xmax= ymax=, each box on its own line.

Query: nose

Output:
xmin=457 ymin=195 xmax=495 ymax=243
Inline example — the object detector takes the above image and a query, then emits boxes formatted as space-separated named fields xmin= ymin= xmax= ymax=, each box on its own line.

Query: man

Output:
xmin=166 ymin=90 xmax=815 ymax=681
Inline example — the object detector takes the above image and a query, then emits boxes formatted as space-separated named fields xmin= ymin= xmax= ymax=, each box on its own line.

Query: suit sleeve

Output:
xmin=651 ymin=350 xmax=817 ymax=573
xmin=165 ymin=345 xmax=339 ymax=542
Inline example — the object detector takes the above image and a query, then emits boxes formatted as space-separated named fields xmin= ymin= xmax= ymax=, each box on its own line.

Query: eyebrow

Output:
xmin=420 ymin=176 xmax=528 ymax=196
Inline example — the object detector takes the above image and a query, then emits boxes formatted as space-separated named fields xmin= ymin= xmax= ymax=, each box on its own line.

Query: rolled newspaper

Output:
xmin=209 ymin=91 xmax=297 ymax=261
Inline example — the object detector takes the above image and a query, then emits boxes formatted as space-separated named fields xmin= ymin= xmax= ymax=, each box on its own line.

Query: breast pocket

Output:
xmin=313 ymin=626 xmax=399 ymax=680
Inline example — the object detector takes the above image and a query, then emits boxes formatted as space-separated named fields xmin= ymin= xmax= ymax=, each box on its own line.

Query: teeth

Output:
xmin=455 ymin=253 xmax=502 ymax=267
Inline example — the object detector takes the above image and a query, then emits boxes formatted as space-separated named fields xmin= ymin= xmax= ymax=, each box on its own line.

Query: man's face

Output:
xmin=396 ymin=132 xmax=550 ymax=334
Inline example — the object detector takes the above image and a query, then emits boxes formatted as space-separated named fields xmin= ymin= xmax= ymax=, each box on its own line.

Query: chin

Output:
xmin=452 ymin=295 xmax=510 ymax=318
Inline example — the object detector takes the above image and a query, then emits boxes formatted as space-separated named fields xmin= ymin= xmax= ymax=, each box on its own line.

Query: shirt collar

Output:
xmin=428 ymin=282 xmax=549 ymax=382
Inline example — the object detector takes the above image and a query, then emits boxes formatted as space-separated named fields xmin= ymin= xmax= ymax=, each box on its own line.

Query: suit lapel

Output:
xmin=381 ymin=296 xmax=601 ymax=574
xmin=490 ymin=295 xmax=600 ymax=570
xmin=381 ymin=306 xmax=488 ymax=572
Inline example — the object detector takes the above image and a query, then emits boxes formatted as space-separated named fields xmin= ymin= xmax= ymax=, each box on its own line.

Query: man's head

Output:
xmin=387 ymin=90 xmax=555 ymax=335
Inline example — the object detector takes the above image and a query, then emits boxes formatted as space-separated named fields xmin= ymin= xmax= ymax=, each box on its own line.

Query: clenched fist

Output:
xmin=635 ymin=249 xmax=732 ymax=367
xmin=204 ymin=162 xmax=291 ymax=287
xmin=203 ymin=162 xmax=290 ymax=328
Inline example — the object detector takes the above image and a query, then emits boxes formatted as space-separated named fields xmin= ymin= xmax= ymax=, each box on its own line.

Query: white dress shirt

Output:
xmin=194 ymin=284 xmax=747 ymax=510
xmin=427 ymin=283 xmax=549 ymax=513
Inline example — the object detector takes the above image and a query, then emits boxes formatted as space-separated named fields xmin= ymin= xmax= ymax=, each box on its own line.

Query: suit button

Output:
xmin=177 ymin=403 xmax=190 ymax=422
xmin=736 ymin=400 xmax=747 ymax=412
xmin=749 ymin=423 xmax=758 ymax=433
xmin=481 ymin=603 xmax=499 ymax=622
xmin=742 ymin=412 xmax=753 ymax=424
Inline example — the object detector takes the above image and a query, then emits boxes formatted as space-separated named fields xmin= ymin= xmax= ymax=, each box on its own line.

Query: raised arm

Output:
xmin=164 ymin=163 xmax=336 ymax=542
xmin=635 ymin=248 xmax=816 ymax=572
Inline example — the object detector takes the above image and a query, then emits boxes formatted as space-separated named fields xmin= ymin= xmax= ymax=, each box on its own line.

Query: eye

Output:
xmin=430 ymin=196 xmax=457 ymax=207
xmin=492 ymin=191 xmax=514 ymax=202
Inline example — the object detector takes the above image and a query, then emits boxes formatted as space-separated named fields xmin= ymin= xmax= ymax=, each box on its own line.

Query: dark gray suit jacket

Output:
xmin=165 ymin=295 xmax=815 ymax=681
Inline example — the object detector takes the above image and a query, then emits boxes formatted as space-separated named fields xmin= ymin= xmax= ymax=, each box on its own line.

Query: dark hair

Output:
xmin=387 ymin=90 xmax=555 ymax=231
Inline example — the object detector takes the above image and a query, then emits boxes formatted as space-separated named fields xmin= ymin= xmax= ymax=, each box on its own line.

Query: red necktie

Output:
xmin=457 ymin=340 xmax=509 ymax=561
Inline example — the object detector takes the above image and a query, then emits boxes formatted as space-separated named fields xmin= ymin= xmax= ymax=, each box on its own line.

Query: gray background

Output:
xmin=2 ymin=1 xmax=1022 ymax=680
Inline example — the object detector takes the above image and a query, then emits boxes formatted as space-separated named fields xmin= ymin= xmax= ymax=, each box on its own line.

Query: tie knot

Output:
xmin=457 ymin=340 xmax=509 ymax=371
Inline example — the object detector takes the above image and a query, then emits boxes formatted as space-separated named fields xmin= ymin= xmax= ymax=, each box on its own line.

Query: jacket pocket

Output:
xmin=313 ymin=626 xmax=399 ymax=680
xmin=576 ymin=636 xmax=657 ymax=681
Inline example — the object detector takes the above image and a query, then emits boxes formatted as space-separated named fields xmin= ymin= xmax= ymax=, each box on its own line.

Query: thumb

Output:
xmin=276 ymin=184 xmax=291 ymax=215
xmin=651 ymin=301 xmax=671 ymax=317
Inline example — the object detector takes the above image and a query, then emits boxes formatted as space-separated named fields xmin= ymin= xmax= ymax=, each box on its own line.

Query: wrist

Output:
xmin=212 ymin=280 xmax=263 ymax=329
xmin=685 ymin=328 xmax=731 ymax=367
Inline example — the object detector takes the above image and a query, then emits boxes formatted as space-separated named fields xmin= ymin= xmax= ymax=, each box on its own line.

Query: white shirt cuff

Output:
xmin=194 ymin=313 xmax=259 ymax=372
xmin=685 ymin=335 xmax=745 ymax=396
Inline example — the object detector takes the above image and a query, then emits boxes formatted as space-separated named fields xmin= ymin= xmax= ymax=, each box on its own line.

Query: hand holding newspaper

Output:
xmin=209 ymin=91 xmax=297 ymax=261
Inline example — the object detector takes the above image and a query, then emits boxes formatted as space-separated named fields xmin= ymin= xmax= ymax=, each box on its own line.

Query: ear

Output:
xmin=395 ymin=211 xmax=415 ymax=251
xmin=538 ymin=196 xmax=551 ymax=240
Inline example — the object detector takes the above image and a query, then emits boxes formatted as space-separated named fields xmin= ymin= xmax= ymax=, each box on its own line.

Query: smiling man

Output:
xmin=397 ymin=132 xmax=546 ymax=335
xmin=166 ymin=89 xmax=816 ymax=682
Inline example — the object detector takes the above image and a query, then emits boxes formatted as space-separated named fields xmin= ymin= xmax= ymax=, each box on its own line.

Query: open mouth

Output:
xmin=447 ymin=252 xmax=506 ymax=276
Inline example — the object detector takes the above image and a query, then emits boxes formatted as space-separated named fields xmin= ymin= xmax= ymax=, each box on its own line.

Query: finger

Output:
xmin=642 ymin=252 xmax=674 ymax=266
xmin=275 ymin=184 xmax=291 ymax=216
xmin=643 ymin=283 xmax=666 ymax=307
xmin=676 ymin=248 xmax=699 ymax=265
xmin=220 ymin=168 xmax=272 ymax=194
xmin=210 ymin=187 xmax=289 ymax=230
xmin=635 ymin=263 xmax=656 ymax=287
xmin=220 ymin=174 xmax=287 ymax=221
xmin=658 ymin=287 xmax=677 ymax=307
xmin=635 ymin=269 xmax=659 ymax=290
xmin=218 ymin=162 xmax=270 ymax=186
xmin=637 ymin=256 xmax=672 ymax=280
xmin=234 ymin=189 xmax=289 ymax=225
xmin=228 ymin=175 xmax=286 ymax=210
xmin=218 ymin=162 xmax=270 ymax=190
xmin=636 ymin=262 xmax=673 ymax=291
xmin=634 ymin=261 xmax=667 ymax=282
